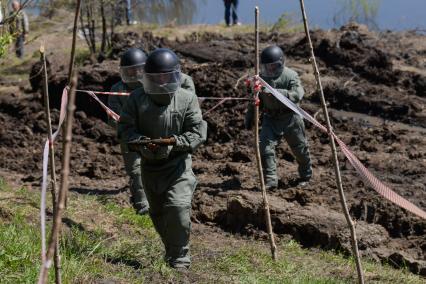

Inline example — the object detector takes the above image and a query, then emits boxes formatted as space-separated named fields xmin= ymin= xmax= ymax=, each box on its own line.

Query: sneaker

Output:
xmin=233 ymin=22 xmax=242 ymax=26
xmin=298 ymin=176 xmax=311 ymax=187
xmin=169 ymin=261 xmax=190 ymax=271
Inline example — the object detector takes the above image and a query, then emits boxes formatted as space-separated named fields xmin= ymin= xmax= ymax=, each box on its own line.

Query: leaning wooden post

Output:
xmin=40 ymin=44 xmax=62 ymax=284
xmin=63 ymin=0 xmax=82 ymax=203
xmin=38 ymin=1 xmax=81 ymax=283
xmin=254 ymin=6 xmax=278 ymax=260
xmin=67 ymin=0 xmax=81 ymax=84
xmin=298 ymin=1 xmax=365 ymax=283
xmin=38 ymin=74 xmax=78 ymax=284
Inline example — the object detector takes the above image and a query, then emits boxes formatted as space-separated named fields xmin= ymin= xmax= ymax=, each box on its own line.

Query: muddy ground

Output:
xmin=1 ymin=23 xmax=425 ymax=275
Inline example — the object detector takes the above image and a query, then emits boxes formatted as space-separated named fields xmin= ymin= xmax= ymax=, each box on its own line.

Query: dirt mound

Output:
xmin=0 ymin=92 xmax=123 ymax=180
xmin=6 ymin=24 xmax=426 ymax=275
xmin=109 ymin=31 xmax=170 ymax=59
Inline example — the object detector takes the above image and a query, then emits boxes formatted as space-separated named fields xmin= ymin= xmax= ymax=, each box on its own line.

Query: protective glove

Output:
xmin=146 ymin=143 xmax=160 ymax=152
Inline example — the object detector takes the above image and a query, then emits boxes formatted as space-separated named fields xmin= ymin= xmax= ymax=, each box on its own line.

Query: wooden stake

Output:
xmin=40 ymin=44 xmax=62 ymax=284
xmin=38 ymin=1 xmax=81 ymax=282
xmin=38 ymin=73 xmax=77 ymax=284
xmin=298 ymin=1 xmax=364 ymax=283
xmin=254 ymin=6 xmax=277 ymax=260
xmin=68 ymin=0 xmax=82 ymax=84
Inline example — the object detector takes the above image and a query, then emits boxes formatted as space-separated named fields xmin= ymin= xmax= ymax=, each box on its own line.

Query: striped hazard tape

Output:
xmin=76 ymin=89 xmax=252 ymax=120
xmin=254 ymin=76 xmax=426 ymax=220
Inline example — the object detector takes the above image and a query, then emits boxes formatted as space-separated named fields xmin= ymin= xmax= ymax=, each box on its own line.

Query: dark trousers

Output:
xmin=125 ymin=0 xmax=132 ymax=25
xmin=224 ymin=0 xmax=239 ymax=26
xmin=15 ymin=34 xmax=24 ymax=58
xmin=115 ymin=0 xmax=133 ymax=25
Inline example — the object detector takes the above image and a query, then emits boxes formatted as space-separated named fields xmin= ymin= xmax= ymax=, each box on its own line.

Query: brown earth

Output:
xmin=1 ymin=23 xmax=425 ymax=275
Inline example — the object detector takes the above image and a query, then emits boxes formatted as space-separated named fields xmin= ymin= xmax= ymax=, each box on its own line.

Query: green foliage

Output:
xmin=74 ymin=48 xmax=91 ymax=66
xmin=271 ymin=13 xmax=292 ymax=32
xmin=334 ymin=0 xmax=381 ymax=29
xmin=270 ymin=13 xmax=303 ymax=33
xmin=0 ymin=33 xmax=14 ymax=58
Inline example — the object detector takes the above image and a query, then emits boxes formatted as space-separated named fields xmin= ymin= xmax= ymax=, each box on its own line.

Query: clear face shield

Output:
xmin=142 ymin=67 xmax=182 ymax=95
xmin=260 ymin=60 xmax=284 ymax=79
xmin=120 ymin=63 xmax=145 ymax=83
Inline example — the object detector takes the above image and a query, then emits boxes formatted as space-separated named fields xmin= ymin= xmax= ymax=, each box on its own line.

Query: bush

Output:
xmin=0 ymin=33 xmax=14 ymax=58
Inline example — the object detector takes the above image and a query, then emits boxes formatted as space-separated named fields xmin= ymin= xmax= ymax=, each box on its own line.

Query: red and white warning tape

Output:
xmin=85 ymin=91 xmax=120 ymax=121
xmin=253 ymin=76 xmax=426 ymax=220
xmin=76 ymin=89 xmax=252 ymax=120
xmin=77 ymin=89 xmax=129 ymax=96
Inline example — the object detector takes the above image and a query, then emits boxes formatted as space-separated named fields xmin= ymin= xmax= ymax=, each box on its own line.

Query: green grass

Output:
xmin=0 ymin=179 xmax=424 ymax=283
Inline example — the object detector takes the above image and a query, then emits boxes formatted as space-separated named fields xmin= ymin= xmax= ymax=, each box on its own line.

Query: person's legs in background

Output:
xmin=224 ymin=1 xmax=231 ymax=26
xmin=15 ymin=34 xmax=24 ymax=58
xmin=231 ymin=0 xmax=240 ymax=25
xmin=125 ymin=0 xmax=135 ymax=25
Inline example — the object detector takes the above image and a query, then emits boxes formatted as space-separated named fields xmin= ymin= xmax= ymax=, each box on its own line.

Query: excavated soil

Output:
xmin=1 ymin=23 xmax=425 ymax=275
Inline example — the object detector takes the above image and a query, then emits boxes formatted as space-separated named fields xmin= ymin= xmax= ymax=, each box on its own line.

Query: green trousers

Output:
xmin=122 ymin=150 xmax=149 ymax=211
xmin=260 ymin=113 xmax=312 ymax=187
xmin=141 ymin=157 xmax=197 ymax=268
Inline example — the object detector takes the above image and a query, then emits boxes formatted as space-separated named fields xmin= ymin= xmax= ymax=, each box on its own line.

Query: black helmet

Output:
xmin=143 ymin=48 xmax=182 ymax=105
xmin=120 ymin=48 xmax=147 ymax=67
xmin=261 ymin=45 xmax=284 ymax=64
xmin=119 ymin=48 xmax=147 ymax=84
xmin=260 ymin=46 xmax=285 ymax=79
xmin=144 ymin=48 xmax=180 ymax=73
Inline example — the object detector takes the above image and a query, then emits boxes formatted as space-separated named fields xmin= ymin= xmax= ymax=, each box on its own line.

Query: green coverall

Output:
xmin=245 ymin=67 xmax=312 ymax=188
xmin=108 ymin=74 xmax=196 ymax=213
xmin=118 ymin=84 xmax=207 ymax=268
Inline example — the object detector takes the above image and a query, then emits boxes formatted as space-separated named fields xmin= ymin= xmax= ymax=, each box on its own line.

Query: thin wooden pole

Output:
xmin=38 ymin=1 xmax=81 ymax=283
xmin=40 ymin=44 xmax=62 ymax=284
xmin=68 ymin=0 xmax=82 ymax=84
xmin=254 ymin=6 xmax=277 ymax=260
xmin=298 ymin=1 xmax=364 ymax=283
xmin=38 ymin=74 xmax=78 ymax=284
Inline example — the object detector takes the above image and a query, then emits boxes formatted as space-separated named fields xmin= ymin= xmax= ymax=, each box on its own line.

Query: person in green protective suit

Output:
xmin=109 ymin=48 xmax=197 ymax=215
xmin=109 ymin=48 xmax=150 ymax=215
xmin=245 ymin=45 xmax=312 ymax=189
xmin=118 ymin=48 xmax=207 ymax=269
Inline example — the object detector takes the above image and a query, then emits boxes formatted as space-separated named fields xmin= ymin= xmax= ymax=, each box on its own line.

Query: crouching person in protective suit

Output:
xmin=118 ymin=48 xmax=207 ymax=269
xmin=245 ymin=45 xmax=312 ymax=189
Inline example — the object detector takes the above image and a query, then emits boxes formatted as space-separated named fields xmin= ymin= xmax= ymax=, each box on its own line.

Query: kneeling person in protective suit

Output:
xmin=109 ymin=48 xmax=197 ymax=215
xmin=118 ymin=48 xmax=207 ymax=269
xmin=245 ymin=45 xmax=312 ymax=189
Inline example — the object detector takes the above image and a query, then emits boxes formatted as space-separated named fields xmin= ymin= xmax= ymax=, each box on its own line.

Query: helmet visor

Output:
xmin=260 ymin=60 xmax=284 ymax=79
xmin=143 ymin=68 xmax=182 ymax=94
xmin=120 ymin=63 xmax=145 ymax=83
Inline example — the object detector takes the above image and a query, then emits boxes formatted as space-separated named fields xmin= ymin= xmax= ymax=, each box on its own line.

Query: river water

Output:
xmin=132 ymin=0 xmax=425 ymax=31
xmin=26 ymin=0 xmax=426 ymax=31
